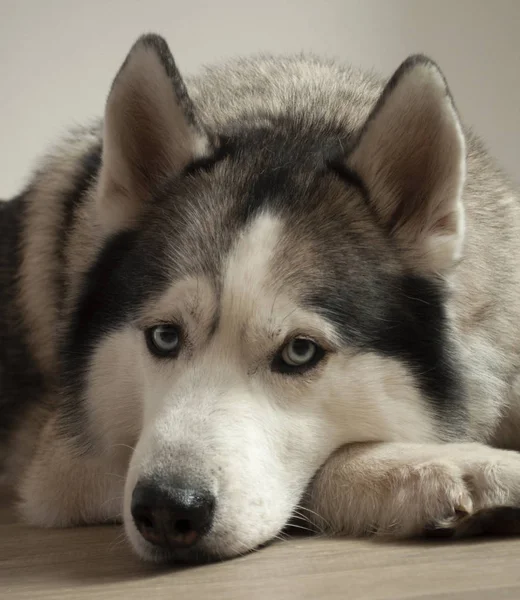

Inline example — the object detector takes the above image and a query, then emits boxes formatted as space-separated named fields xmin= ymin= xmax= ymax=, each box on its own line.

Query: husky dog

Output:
xmin=2 ymin=33 xmax=520 ymax=563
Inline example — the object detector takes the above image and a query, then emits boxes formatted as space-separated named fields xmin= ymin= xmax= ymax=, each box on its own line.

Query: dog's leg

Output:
xmin=306 ymin=442 xmax=520 ymax=537
xmin=15 ymin=413 xmax=130 ymax=528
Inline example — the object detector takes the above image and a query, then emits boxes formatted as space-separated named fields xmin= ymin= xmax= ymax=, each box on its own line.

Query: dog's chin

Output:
xmin=132 ymin=540 xmax=226 ymax=566
xmin=127 ymin=536 xmax=263 ymax=565
xmin=124 ymin=518 xmax=274 ymax=565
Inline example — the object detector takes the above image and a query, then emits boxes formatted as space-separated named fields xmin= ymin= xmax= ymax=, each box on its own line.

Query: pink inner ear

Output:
xmin=431 ymin=211 xmax=457 ymax=235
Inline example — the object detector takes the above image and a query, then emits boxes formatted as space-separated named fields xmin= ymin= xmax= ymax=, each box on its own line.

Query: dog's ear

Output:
xmin=98 ymin=34 xmax=212 ymax=230
xmin=348 ymin=55 xmax=466 ymax=274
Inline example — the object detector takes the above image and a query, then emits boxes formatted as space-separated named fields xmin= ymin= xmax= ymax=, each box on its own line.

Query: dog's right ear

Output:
xmin=98 ymin=34 xmax=212 ymax=230
xmin=347 ymin=55 xmax=466 ymax=275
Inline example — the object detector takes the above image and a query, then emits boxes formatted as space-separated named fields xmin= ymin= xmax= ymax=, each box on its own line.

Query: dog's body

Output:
xmin=2 ymin=34 xmax=520 ymax=562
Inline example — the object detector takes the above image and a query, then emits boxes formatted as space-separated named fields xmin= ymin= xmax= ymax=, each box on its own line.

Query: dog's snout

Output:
xmin=131 ymin=481 xmax=215 ymax=550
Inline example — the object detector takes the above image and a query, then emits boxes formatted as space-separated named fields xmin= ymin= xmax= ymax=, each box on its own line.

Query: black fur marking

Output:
xmin=0 ymin=193 xmax=46 ymax=439
xmin=327 ymin=161 xmax=369 ymax=200
xmin=385 ymin=276 xmax=462 ymax=412
xmin=220 ymin=122 xmax=352 ymax=225
xmin=59 ymin=228 xmax=170 ymax=440
xmin=242 ymin=163 xmax=293 ymax=223
xmin=182 ymin=136 xmax=234 ymax=177
xmin=307 ymin=274 xmax=465 ymax=425
xmin=57 ymin=143 xmax=102 ymax=308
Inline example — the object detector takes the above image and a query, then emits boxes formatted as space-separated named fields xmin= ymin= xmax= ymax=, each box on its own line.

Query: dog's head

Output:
xmin=70 ymin=35 xmax=466 ymax=562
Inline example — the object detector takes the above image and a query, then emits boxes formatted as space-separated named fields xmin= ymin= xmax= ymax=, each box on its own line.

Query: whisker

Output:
xmin=285 ymin=522 xmax=316 ymax=534
xmin=293 ymin=504 xmax=333 ymax=532
xmin=103 ymin=511 xmax=124 ymax=525
xmin=290 ymin=509 xmax=314 ymax=522
xmin=280 ymin=307 xmax=299 ymax=326
xmin=107 ymin=529 xmax=128 ymax=553
xmin=111 ymin=443 xmax=137 ymax=452
xmin=273 ymin=532 xmax=290 ymax=543
xmin=99 ymin=495 xmax=124 ymax=512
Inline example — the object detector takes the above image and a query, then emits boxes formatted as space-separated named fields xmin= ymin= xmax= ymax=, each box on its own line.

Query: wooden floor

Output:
xmin=2 ymin=491 xmax=520 ymax=599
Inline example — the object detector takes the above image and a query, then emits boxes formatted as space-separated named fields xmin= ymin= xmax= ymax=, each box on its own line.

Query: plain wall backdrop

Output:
xmin=1 ymin=0 xmax=519 ymax=197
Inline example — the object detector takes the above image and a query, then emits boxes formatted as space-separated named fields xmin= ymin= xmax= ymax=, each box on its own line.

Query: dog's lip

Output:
xmin=132 ymin=534 xmax=220 ymax=565
xmin=138 ymin=532 xmax=283 ymax=565
xmin=149 ymin=544 xmax=245 ymax=566
xmin=161 ymin=548 xmax=221 ymax=566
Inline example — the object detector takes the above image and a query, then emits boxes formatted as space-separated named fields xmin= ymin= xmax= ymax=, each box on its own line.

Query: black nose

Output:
xmin=131 ymin=481 xmax=215 ymax=549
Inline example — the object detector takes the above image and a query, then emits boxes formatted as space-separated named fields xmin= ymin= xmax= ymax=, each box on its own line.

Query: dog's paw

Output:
xmin=307 ymin=442 xmax=520 ymax=539
xmin=373 ymin=459 xmax=474 ymax=537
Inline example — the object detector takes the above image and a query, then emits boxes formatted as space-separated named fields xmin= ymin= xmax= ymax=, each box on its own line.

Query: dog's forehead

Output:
xmin=141 ymin=210 xmax=341 ymax=349
xmin=134 ymin=125 xmax=402 ymax=340
xmin=221 ymin=212 xmax=282 ymax=302
xmin=150 ymin=129 xmax=379 ymax=279
xmin=144 ymin=212 xmax=290 ymax=320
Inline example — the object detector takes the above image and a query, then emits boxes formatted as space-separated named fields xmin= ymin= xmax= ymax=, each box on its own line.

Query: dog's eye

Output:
xmin=146 ymin=324 xmax=181 ymax=357
xmin=273 ymin=337 xmax=325 ymax=374
xmin=282 ymin=338 xmax=316 ymax=366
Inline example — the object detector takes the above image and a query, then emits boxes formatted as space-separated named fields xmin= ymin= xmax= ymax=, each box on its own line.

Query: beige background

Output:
xmin=1 ymin=0 xmax=519 ymax=198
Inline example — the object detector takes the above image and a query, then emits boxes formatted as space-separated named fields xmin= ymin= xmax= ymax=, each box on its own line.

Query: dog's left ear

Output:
xmin=98 ymin=34 xmax=212 ymax=230
xmin=348 ymin=55 xmax=466 ymax=274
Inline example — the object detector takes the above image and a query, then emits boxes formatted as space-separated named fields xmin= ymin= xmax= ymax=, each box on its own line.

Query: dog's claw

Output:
xmin=425 ymin=506 xmax=520 ymax=539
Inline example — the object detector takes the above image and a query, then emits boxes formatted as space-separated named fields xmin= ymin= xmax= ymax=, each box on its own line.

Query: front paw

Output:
xmin=373 ymin=459 xmax=475 ymax=537
xmin=307 ymin=443 xmax=520 ymax=539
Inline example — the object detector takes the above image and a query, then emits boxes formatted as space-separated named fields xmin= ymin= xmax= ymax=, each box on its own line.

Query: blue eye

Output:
xmin=282 ymin=338 xmax=317 ymax=366
xmin=272 ymin=337 xmax=325 ymax=374
xmin=146 ymin=324 xmax=181 ymax=357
